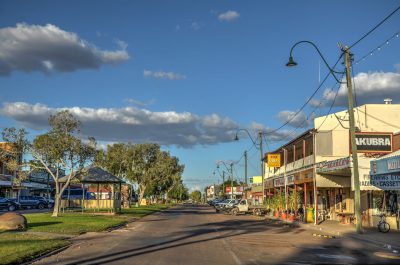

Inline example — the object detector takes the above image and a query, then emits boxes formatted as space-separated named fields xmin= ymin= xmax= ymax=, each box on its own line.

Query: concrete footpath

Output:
xmin=288 ymin=219 xmax=400 ymax=250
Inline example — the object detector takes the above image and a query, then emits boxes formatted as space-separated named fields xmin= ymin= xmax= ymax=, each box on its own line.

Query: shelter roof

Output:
xmin=59 ymin=167 xmax=124 ymax=184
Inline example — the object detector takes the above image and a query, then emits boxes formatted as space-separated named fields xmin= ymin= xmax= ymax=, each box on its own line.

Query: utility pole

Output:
xmin=222 ymin=171 xmax=225 ymax=198
xmin=244 ymin=151 xmax=248 ymax=186
xmin=343 ymin=45 xmax=362 ymax=234
xmin=259 ymin=131 xmax=264 ymax=205
xmin=230 ymin=163 xmax=234 ymax=199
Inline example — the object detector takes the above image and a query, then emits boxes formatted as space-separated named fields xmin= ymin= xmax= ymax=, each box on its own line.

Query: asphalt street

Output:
xmin=34 ymin=204 xmax=400 ymax=265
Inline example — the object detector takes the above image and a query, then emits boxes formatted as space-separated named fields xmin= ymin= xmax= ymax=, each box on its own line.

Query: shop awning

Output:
xmin=316 ymin=157 xmax=351 ymax=176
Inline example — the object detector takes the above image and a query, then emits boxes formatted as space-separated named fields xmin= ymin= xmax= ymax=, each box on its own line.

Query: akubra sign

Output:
xmin=353 ymin=132 xmax=393 ymax=153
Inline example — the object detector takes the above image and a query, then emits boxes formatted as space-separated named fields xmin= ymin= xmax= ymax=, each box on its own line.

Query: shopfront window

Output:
xmin=372 ymin=190 xmax=400 ymax=216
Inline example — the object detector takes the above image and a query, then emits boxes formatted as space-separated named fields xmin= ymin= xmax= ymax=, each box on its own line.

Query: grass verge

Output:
xmin=0 ymin=232 xmax=69 ymax=265
xmin=0 ymin=204 xmax=169 ymax=264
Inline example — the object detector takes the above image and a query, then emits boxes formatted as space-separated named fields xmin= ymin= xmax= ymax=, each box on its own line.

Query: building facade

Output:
xmin=265 ymin=103 xmax=400 ymax=226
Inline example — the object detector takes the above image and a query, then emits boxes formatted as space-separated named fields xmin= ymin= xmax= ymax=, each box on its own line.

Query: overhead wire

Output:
xmin=355 ymin=31 xmax=400 ymax=65
xmin=267 ymin=54 xmax=344 ymax=135
xmin=349 ymin=4 xmax=400 ymax=49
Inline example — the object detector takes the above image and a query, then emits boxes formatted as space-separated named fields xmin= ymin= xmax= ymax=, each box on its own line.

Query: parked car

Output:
xmin=223 ymin=199 xmax=240 ymax=211
xmin=0 ymin=197 xmax=21 ymax=211
xmin=10 ymin=196 xmax=49 ymax=209
xmin=215 ymin=199 xmax=238 ymax=212
xmin=61 ymin=189 xmax=96 ymax=200
xmin=33 ymin=196 xmax=54 ymax=208
xmin=231 ymin=199 xmax=267 ymax=216
xmin=209 ymin=198 xmax=223 ymax=206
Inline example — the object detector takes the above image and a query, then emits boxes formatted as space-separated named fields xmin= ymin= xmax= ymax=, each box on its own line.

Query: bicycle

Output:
xmin=378 ymin=213 xmax=390 ymax=233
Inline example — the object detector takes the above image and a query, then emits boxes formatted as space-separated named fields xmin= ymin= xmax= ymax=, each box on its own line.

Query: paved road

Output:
xmin=34 ymin=205 xmax=399 ymax=265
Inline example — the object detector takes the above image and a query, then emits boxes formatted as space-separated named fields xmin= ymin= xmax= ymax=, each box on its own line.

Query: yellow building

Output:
xmin=265 ymin=103 xmax=400 ymax=226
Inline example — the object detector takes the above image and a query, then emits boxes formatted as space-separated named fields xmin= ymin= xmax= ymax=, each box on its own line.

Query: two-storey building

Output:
xmin=265 ymin=102 xmax=400 ymax=227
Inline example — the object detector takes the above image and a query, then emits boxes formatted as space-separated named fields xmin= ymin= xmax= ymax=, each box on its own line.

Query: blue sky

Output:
xmin=1 ymin=1 xmax=400 ymax=191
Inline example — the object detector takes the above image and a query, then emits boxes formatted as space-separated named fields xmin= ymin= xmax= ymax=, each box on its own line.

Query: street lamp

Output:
xmin=234 ymin=129 xmax=265 ymax=205
xmin=286 ymin=41 xmax=362 ymax=234
xmin=217 ymin=161 xmax=235 ymax=199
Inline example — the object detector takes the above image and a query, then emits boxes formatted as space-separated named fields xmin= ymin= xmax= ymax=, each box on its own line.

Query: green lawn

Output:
xmin=120 ymin=204 xmax=169 ymax=218
xmin=26 ymin=213 xmax=128 ymax=235
xmin=0 ymin=204 xmax=169 ymax=264
xmin=25 ymin=204 xmax=168 ymax=235
xmin=0 ymin=232 xmax=69 ymax=265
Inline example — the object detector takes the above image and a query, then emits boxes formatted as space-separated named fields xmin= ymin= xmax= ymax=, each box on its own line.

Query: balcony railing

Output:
xmin=267 ymin=154 xmax=314 ymax=178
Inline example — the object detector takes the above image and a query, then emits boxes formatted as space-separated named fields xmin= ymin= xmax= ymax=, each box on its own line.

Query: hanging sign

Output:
xmin=268 ymin=153 xmax=281 ymax=167
xmin=354 ymin=132 xmax=393 ymax=153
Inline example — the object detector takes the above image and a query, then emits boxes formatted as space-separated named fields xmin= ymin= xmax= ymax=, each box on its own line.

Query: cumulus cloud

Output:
xmin=143 ymin=70 xmax=186 ymax=80
xmin=246 ymin=122 xmax=296 ymax=142
xmin=0 ymin=102 xmax=241 ymax=148
xmin=322 ymin=71 xmax=400 ymax=106
xmin=277 ymin=110 xmax=312 ymax=128
xmin=0 ymin=23 xmax=129 ymax=75
xmin=218 ymin=10 xmax=240 ymax=22
xmin=124 ymin=98 xmax=155 ymax=107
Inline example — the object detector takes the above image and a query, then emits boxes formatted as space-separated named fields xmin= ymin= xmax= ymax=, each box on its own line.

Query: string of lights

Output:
xmin=355 ymin=31 xmax=400 ymax=65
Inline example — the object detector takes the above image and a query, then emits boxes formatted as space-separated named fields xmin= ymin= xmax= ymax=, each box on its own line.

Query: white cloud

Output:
xmin=124 ymin=98 xmax=155 ymax=107
xmin=190 ymin=22 xmax=202 ymax=31
xmin=0 ymin=102 xmax=240 ymax=148
xmin=246 ymin=122 xmax=297 ymax=142
xmin=322 ymin=71 xmax=400 ymax=106
xmin=395 ymin=63 xmax=400 ymax=73
xmin=143 ymin=69 xmax=186 ymax=80
xmin=0 ymin=23 xmax=129 ymax=75
xmin=218 ymin=10 xmax=240 ymax=22
xmin=277 ymin=110 xmax=312 ymax=128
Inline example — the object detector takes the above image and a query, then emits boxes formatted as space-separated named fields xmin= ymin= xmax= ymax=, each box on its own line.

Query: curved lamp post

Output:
xmin=235 ymin=129 xmax=265 ymax=204
xmin=286 ymin=41 xmax=362 ymax=234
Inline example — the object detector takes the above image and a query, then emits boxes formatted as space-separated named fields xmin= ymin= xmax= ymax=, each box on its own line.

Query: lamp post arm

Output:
xmin=235 ymin=128 xmax=258 ymax=147
xmin=289 ymin=40 xmax=343 ymax=83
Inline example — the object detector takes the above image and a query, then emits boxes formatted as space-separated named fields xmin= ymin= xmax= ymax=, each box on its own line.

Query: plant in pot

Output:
xmin=276 ymin=193 xmax=285 ymax=219
xmin=271 ymin=195 xmax=280 ymax=218
xmin=287 ymin=192 xmax=298 ymax=221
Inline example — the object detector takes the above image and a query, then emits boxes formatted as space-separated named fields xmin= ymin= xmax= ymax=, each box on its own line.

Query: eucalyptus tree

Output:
xmin=1 ymin=110 xmax=96 ymax=217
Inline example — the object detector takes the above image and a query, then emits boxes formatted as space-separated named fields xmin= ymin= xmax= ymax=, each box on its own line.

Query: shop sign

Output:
xmin=273 ymin=177 xmax=285 ymax=187
xmin=250 ymin=176 xmax=262 ymax=184
xmin=294 ymin=172 xmax=314 ymax=184
xmin=360 ymin=174 xmax=400 ymax=190
xmin=286 ymin=175 xmax=294 ymax=185
xmin=371 ymin=156 xmax=400 ymax=176
xmin=225 ymin=186 xmax=244 ymax=194
xmin=316 ymin=157 xmax=350 ymax=173
xmin=268 ymin=154 xmax=281 ymax=167
xmin=387 ymin=158 xmax=400 ymax=171
xmin=354 ymin=132 xmax=392 ymax=153
xmin=370 ymin=174 xmax=400 ymax=190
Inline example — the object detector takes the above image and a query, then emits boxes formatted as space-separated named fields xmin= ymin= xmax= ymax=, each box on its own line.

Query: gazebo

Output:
xmin=59 ymin=167 xmax=124 ymax=213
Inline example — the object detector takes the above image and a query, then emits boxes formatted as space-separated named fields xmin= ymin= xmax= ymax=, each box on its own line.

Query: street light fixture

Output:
xmin=235 ymin=129 xmax=265 ymax=205
xmin=286 ymin=41 xmax=362 ymax=234
xmin=217 ymin=161 xmax=235 ymax=199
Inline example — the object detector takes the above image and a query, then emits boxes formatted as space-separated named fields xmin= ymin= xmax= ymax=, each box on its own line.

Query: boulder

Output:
xmin=0 ymin=212 xmax=27 ymax=231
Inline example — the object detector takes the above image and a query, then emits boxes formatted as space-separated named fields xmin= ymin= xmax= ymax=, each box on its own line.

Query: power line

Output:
xmin=349 ymin=4 xmax=400 ymax=49
xmin=355 ymin=31 xmax=400 ymax=65
xmin=267 ymin=55 xmax=343 ymax=134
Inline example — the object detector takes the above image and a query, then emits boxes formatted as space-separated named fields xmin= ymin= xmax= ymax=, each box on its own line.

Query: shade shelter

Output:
xmin=59 ymin=167 xmax=124 ymax=213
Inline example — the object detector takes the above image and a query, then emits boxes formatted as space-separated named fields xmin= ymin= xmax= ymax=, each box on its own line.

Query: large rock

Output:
xmin=0 ymin=212 xmax=27 ymax=231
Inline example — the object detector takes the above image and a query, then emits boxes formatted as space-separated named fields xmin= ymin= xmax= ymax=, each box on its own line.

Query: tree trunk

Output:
xmin=138 ymin=184 xmax=146 ymax=205
xmin=52 ymin=180 xmax=61 ymax=217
